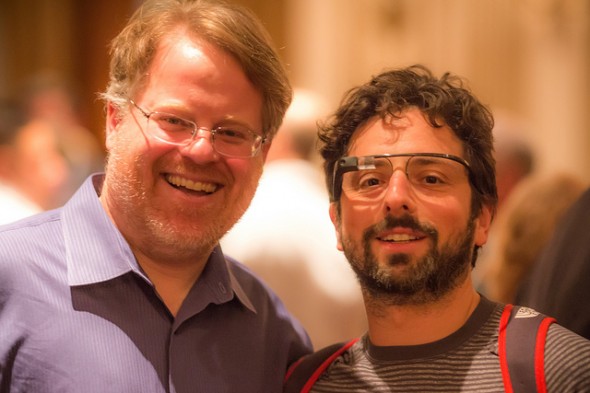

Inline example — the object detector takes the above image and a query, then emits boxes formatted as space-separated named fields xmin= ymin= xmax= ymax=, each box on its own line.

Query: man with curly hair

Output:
xmin=285 ymin=65 xmax=590 ymax=392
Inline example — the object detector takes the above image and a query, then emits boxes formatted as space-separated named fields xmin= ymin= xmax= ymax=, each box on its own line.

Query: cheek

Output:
xmin=228 ymin=158 xmax=264 ymax=202
xmin=108 ymin=125 xmax=171 ymax=168
xmin=421 ymin=195 xmax=473 ymax=238
xmin=337 ymin=202 xmax=374 ymax=242
xmin=221 ymin=160 xmax=265 ymax=230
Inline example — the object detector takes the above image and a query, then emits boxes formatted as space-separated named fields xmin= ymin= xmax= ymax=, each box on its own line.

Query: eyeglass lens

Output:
xmin=146 ymin=111 xmax=262 ymax=158
xmin=340 ymin=155 xmax=469 ymax=201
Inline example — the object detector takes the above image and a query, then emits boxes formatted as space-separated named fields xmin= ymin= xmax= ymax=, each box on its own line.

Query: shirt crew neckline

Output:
xmin=364 ymin=295 xmax=496 ymax=362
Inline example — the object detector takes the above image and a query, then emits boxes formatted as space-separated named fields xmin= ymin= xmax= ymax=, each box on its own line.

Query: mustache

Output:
xmin=363 ymin=214 xmax=438 ymax=241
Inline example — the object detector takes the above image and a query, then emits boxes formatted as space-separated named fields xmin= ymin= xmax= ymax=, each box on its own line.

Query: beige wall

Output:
xmin=1 ymin=0 xmax=588 ymax=182
xmin=284 ymin=0 xmax=590 ymax=183
xmin=0 ymin=0 xmax=136 ymax=145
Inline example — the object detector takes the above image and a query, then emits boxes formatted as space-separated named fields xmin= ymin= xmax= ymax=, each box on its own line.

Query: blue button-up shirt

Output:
xmin=0 ymin=175 xmax=312 ymax=392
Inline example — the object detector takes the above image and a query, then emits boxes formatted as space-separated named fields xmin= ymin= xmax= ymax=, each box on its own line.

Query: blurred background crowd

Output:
xmin=0 ymin=0 xmax=589 ymax=345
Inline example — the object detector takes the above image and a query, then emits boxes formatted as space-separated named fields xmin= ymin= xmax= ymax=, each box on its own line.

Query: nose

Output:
xmin=382 ymin=169 xmax=416 ymax=214
xmin=181 ymin=128 xmax=220 ymax=162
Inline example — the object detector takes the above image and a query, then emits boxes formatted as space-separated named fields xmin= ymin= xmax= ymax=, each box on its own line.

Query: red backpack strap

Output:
xmin=498 ymin=304 xmax=556 ymax=393
xmin=284 ymin=338 xmax=359 ymax=393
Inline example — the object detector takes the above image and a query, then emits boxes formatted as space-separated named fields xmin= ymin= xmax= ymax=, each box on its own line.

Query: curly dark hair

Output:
xmin=319 ymin=65 xmax=497 ymax=219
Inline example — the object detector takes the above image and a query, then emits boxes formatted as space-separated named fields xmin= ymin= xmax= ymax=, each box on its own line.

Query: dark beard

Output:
xmin=343 ymin=214 xmax=475 ymax=307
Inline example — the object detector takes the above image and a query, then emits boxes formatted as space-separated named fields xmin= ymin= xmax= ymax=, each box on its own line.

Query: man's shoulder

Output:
xmin=0 ymin=209 xmax=64 ymax=276
xmin=224 ymin=253 xmax=314 ymax=353
xmin=0 ymin=209 xmax=63 ymax=247
xmin=0 ymin=208 xmax=61 ymax=230
xmin=0 ymin=209 xmax=69 ymax=318
xmin=502 ymin=304 xmax=590 ymax=389
xmin=284 ymin=339 xmax=358 ymax=393
xmin=544 ymin=323 xmax=590 ymax=389
xmin=546 ymin=322 xmax=590 ymax=347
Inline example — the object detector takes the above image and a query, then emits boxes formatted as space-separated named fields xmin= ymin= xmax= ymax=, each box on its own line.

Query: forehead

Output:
xmin=136 ymin=31 xmax=263 ymax=129
xmin=145 ymin=33 xmax=235 ymax=92
xmin=346 ymin=108 xmax=465 ymax=158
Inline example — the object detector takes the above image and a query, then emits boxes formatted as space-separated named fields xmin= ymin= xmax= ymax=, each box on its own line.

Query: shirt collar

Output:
xmin=181 ymin=246 xmax=256 ymax=316
xmin=63 ymin=174 xmax=256 ymax=313
xmin=63 ymin=174 xmax=141 ymax=286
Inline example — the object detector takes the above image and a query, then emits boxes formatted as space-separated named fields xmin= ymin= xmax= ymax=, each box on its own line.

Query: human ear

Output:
xmin=104 ymin=102 xmax=123 ymax=151
xmin=474 ymin=203 xmax=493 ymax=246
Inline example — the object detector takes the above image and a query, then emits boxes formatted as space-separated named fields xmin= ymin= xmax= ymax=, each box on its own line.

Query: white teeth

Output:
xmin=382 ymin=234 xmax=417 ymax=242
xmin=166 ymin=175 xmax=217 ymax=193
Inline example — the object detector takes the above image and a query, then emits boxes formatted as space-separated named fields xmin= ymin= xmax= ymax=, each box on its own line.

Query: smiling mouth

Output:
xmin=378 ymin=233 xmax=423 ymax=243
xmin=165 ymin=174 xmax=217 ymax=194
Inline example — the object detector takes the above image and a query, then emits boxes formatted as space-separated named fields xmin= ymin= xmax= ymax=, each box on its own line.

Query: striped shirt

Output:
xmin=311 ymin=297 xmax=590 ymax=392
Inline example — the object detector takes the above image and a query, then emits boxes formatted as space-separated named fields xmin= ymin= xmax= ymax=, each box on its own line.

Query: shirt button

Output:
xmin=218 ymin=282 xmax=227 ymax=294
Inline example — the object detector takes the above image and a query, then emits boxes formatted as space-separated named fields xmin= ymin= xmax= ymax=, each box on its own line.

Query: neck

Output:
xmin=134 ymin=249 xmax=208 ymax=317
xmin=365 ymin=278 xmax=480 ymax=346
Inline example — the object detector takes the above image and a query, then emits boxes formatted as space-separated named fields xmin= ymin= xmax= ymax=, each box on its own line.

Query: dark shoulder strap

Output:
xmin=498 ymin=304 xmax=556 ymax=393
xmin=284 ymin=338 xmax=359 ymax=393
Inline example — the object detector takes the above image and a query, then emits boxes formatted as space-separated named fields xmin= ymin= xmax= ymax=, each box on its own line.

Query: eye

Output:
xmin=215 ymin=127 xmax=252 ymax=143
xmin=407 ymin=157 xmax=457 ymax=189
xmin=360 ymin=175 xmax=382 ymax=188
xmin=357 ymin=171 xmax=389 ymax=191
xmin=152 ymin=113 xmax=194 ymax=133
xmin=411 ymin=170 xmax=449 ymax=187
xmin=423 ymin=174 xmax=445 ymax=185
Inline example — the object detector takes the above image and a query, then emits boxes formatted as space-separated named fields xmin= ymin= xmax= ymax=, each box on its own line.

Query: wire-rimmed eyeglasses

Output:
xmin=129 ymin=100 xmax=266 ymax=158
xmin=331 ymin=153 xmax=472 ymax=202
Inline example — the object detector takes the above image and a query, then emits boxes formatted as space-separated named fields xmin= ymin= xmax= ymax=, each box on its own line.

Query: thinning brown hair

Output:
xmin=101 ymin=0 xmax=292 ymax=138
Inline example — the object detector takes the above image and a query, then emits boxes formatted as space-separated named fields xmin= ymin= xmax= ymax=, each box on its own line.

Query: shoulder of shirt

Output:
xmin=0 ymin=209 xmax=63 ymax=262
xmin=544 ymin=322 xmax=590 ymax=388
xmin=546 ymin=321 xmax=590 ymax=348
xmin=0 ymin=208 xmax=61 ymax=234
xmin=0 ymin=208 xmax=64 ymax=289
xmin=545 ymin=322 xmax=590 ymax=353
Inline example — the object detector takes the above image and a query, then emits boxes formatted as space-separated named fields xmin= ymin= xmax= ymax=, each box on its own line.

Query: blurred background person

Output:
xmin=479 ymin=173 xmax=586 ymax=303
xmin=221 ymin=88 xmax=366 ymax=348
xmin=19 ymin=71 xmax=105 ymax=203
xmin=517 ymin=186 xmax=590 ymax=340
xmin=0 ymin=98 xmax=71 ymax=215
xmin=493 ymin=115 xmax=536 ymax=209
xmin=0 ymin=100 xmax=43 ymax=224
xmin=473 ymin=113 xmax=536 ymax=291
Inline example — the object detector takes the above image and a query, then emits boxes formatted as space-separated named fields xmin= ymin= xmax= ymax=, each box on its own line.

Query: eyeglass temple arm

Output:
xmin=332 ymin=156 xmax=371 ymax=202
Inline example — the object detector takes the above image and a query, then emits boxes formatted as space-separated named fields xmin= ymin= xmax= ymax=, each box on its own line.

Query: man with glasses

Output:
xmin=0 ymin=0 xmax=311 ymax=392
xmin=285 ymin=65 xmax=590 ymax=392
